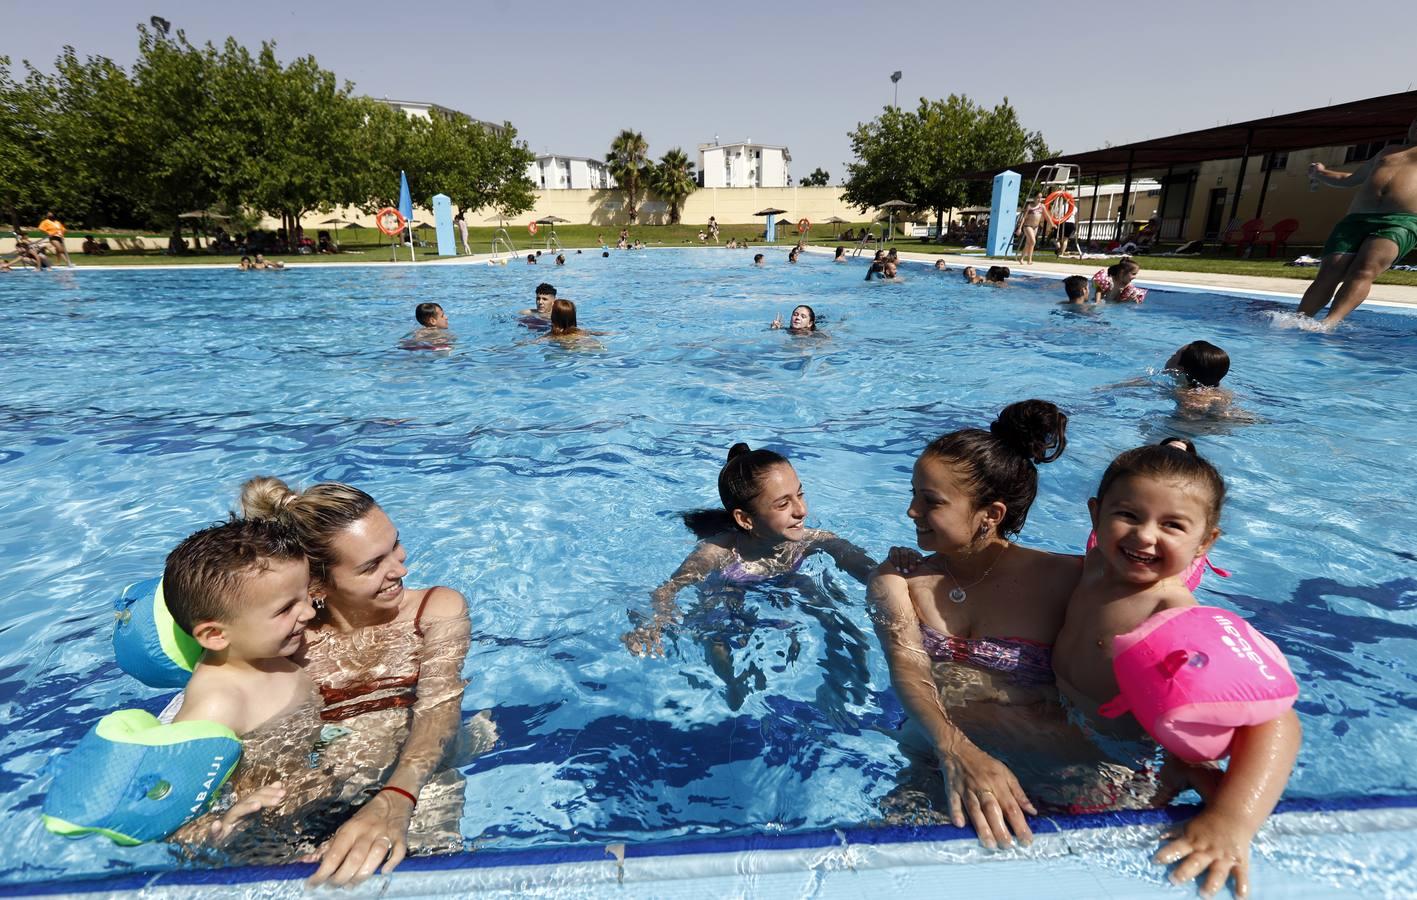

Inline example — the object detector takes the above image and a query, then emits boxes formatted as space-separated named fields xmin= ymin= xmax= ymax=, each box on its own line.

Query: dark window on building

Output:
xmin=1262 ymin=152 xmax=1288 ymax=172
xmin=1345 ymin=140 xmax=1399 ymax=163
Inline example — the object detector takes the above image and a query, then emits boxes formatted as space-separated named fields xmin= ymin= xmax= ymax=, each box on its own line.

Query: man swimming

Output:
xmin=1298 ymin=116 xmax=1417 ymax=327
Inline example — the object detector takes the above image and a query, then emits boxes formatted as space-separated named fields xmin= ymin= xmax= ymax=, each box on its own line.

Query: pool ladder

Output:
xmin=491 ymin=228 xmax=516 ymax=263
xmin=852 ymin=230 xmax=880 ymax=258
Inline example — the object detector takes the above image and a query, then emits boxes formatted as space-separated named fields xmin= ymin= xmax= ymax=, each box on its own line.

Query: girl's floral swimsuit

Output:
xmin=1093 ymin=268 xmax=1147 ymax=302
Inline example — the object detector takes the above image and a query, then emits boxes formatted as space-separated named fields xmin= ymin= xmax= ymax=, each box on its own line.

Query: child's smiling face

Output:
xmin=1089 ymin=475 xmax=1219 ymax=585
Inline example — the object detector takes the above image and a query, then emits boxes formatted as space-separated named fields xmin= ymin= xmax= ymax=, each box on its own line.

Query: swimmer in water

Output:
xmin=963 ymin=266 xmax=984 ymax=285
xmin=770 ymin=305 xmax=819 ymax=334
xmin=1054 ymin=443 xmax=1300 ymax=900
xmin=401 ymin=302 xmax=454 ymax=350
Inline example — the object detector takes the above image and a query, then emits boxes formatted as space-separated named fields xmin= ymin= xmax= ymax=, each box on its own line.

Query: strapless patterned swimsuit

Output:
xmin=917 ymin=621 xmax=1054 ymax=687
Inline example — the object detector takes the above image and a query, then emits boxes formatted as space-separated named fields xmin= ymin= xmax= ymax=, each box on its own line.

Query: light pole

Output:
xmin=890 ymin=71 xmax=902 ymax=108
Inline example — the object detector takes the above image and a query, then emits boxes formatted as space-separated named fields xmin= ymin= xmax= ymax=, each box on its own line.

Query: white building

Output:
xmin=526 ymin=155 xmax=617 ymax=190
xmin=698 ymin=140 xmax=791 ymax=188
xmin=373 ymin=98 xmax=505 ymax=135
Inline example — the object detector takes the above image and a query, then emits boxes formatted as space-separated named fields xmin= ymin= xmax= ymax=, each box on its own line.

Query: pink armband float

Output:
xmin=1098 ymin=606 xmax=1298 ymax=762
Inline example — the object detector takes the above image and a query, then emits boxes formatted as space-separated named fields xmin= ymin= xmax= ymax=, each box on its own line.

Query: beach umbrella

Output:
xmin=878 ymin=199 xmax=911 ymax=241
xmin=755 ymin=207 xmax=789 ymax=242
xmin=535 ymin=215 xmax=570 ymax=224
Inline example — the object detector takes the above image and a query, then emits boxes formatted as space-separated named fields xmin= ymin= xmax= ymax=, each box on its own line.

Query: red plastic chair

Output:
xmin=1220 ymin=218 xmax=1264 ymax=256
xmin=1258 ymin=218 xmax=1300 ymax=257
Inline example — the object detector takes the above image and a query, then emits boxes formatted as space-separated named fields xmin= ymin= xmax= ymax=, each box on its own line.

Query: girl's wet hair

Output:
xmin=1108 ymin=257 xmax=1140 ymax=279
xmin=681 ymin=443 xmax=791 ymax=538
xmin=1094 ymin=440 xmax=1226 ymax=529
xmin=239 ymin=476 xmax=379 ymax=584
xmin=921 ymin=400 xmax=1068 ymax=538
xmin=550 ymin=297 xmax=578 ymax=333
xmin=791 ymin=305 xmax=817 ymax=330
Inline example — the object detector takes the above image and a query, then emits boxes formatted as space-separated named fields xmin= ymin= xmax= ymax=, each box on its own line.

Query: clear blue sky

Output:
xmin=4 ymin=0 xmax=1411 ymax=180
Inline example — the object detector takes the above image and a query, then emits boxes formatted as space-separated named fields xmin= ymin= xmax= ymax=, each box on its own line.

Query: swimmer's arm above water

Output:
xmin=1154 ymin=710 xmax=1301 ymax=898
xmin=867 ymin=568 xmax=1037 ymax=849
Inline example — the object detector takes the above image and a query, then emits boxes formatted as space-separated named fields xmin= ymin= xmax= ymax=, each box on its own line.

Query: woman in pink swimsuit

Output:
xmin=870 ymin=400 xmax=1096 ymax=848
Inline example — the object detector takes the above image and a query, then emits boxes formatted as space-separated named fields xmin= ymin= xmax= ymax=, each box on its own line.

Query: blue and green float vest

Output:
xmin=41 ymin=577 xmax=241 ymax=845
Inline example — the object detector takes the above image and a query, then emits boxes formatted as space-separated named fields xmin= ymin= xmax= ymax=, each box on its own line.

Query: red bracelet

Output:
xmin=378 ymin=785 xmax=417 ymax=807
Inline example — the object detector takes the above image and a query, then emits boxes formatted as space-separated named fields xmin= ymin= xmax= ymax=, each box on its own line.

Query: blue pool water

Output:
xmin=1 ymin=250 xmax=1416 ymax=888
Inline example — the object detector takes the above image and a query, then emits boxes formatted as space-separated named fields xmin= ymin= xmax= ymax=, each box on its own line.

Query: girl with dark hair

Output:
xmin=1056 ymin=442 xmax=1300 ymax=898
xmin=622 ymin=443 xmax=876 ymax=666
xmin=769 ymin=305 xmax=818 ymax=333
xmin=870 ymin=400 xmax=1089 ymax=849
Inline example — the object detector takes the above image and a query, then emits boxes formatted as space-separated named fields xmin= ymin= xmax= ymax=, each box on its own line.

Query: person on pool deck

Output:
xmin=1014 ymin=193 xmax=1049 ymax=265
xmin=162 ymin=518 xmax=319 ymax=847
xmin=240 ymin=477 xmax=477 ymax=887
xmin=38 ymin=211 xmax=74 ymax=267
xmin=1299 ymin=116 xmax=1417 ymax=327
xmin=1054 ymin=443 xmax=1300 ymax=899
xmin=870 ymin=401 xmax=1138 ymax=849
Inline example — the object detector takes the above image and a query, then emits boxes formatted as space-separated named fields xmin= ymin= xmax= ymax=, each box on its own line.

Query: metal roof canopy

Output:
xmin=968 ymin=90 xmax=1417 ymax=181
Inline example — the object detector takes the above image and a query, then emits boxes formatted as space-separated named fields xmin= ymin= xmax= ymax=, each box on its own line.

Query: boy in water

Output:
xmin=164 ymin=519 xmax=323 ymax=845
xmin=1165 ymin=341 xmax=1235 ymax=418
xmin=402 ymin=303 xmax=453 ymax=350
xmin=1061 ymin=275 xmax=1089 ymax=304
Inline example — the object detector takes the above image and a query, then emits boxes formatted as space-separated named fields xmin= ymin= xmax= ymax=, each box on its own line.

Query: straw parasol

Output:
xmin=877 ymin=200 xmax=911 ymax=240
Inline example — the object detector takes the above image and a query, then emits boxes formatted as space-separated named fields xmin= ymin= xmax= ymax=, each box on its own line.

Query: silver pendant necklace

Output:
xmin=940 ymin=542 xmax=1009 ymax=603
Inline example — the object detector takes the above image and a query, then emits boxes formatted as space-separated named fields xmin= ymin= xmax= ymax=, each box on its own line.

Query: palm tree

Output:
xmin=606 ymin=129 xmax=649 ymax=223
xmin=651 ymin=148 xmax=697 ymax=225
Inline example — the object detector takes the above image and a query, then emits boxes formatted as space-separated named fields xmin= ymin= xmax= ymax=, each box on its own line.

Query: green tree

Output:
xmin=606 ymin=129 xmax=649 ymax=223
xmin=800 ymin=167 xmax=831 ymax=187
xmin=417 ymin=113 xmax=536 ymax=220
xmin=650 ymin=147 xmax=696 ymax=225
xmin=0 ymin=57 xmax=47 ymax=225
xmin=843 ymin=95 xmax=1049 ymax=232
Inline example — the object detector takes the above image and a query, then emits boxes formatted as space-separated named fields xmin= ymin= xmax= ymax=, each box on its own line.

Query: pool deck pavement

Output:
xmin=35 ymin=246 xmax=1417 ymax=312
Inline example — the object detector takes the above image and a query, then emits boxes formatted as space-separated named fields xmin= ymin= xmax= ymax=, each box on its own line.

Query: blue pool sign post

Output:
xmin=987 ymin=170 xmax=1021 ymax=258
xmin=432 ymin=194 xmax=455 ymax=256
xmin=398 ymin=170 xmax=415 ymax=262
xmin=766 ymin=214 xmax=777 ymax=243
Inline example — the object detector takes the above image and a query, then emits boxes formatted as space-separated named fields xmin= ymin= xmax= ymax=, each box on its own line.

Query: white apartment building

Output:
xmin=526 ymin=155 xmax=617 ymax=190
xmin=698 ymin=140 xmax=791 ymax=188
xmin=373 ymin=98 xmax=506 ymax=136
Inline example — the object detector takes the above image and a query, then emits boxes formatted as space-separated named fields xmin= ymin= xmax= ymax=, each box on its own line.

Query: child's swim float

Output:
xmin=1098 ymin=605 xmax=1298 ymax=763
xmin=43 ymin=579 xmax=241 ymax=844
xmin=42 ymin=710 xmax=239 ymax=845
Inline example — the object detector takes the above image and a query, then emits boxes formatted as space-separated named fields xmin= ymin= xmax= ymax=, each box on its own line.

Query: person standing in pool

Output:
xmin=240 ymin=477 xmax=481 ymax=888
xmin=622 ymin=444 xmax=877 ymax=708
xmin=1299 ymin=116 xmax=1417 ymax=327
xmin=770 ymin=305 xmax=819 ymax=334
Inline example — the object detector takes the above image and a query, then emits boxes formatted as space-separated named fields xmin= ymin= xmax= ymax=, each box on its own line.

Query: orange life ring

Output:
xmin=1043 ymin=191 xmax=1076 ymax=227
xmin=375 ymin=207 xmax=406 ymax=237
xmin=797 ymin=217 xmax=811 ymax=233
xmin=528 ymin=221 xmax=539 ymax=236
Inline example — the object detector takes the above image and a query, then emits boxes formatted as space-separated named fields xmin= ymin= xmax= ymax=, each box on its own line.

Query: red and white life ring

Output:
xmin=375 ymin=207 xmax=407 ymax=236
xmin=1043 ymin=191 xmax=1077 ymax=227
xmin=797 ymin=218 xmax=812 ymax=233
xmin=528 ymin=221 xmax=540 ymax=236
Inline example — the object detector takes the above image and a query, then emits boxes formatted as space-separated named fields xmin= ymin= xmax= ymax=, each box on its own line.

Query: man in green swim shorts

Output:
xmin=1299 ymin=116 xmax=1417 ymax=327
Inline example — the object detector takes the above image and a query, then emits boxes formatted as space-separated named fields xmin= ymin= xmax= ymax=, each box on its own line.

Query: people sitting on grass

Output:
xmin=82 ymin=235 xmax=109 ymax=255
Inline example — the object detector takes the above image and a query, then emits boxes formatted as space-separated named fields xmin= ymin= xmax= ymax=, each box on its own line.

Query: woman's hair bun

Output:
xmin=726 ymin=442 xmax=752 ymax=462
xmin=989 ymin=399 xmax=1068 ymax=464
xmin=239 ymin=475 xmax=299 ymax=521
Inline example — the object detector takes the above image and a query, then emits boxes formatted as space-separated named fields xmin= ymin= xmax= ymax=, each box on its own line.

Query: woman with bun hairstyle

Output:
xmin=622 ymin=444 xmax=877 ymax=706
xmin=869 ymin=400 xmax=1093 ymax=850
xmin=239 ymin=477 xmax=475 ymax=888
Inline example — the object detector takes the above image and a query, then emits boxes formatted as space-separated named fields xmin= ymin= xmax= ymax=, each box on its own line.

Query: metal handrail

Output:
xmin=852 ymin=231 xmax=879 ymax=258
xmin=490 ymin=228 xmax=517 ymax=262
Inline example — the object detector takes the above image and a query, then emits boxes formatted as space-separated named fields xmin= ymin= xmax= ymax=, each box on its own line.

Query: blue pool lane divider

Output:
xmin=8 ymin=793 xmax=1417 ymax=897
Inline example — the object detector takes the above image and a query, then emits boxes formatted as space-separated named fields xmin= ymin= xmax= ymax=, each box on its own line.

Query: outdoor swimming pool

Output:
xmin=1 ymin=249 xmax=1416 ymax=893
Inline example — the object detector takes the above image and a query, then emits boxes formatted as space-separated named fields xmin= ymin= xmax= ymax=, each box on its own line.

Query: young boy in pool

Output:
xmin=1165 ymin=341 xmax=1236 ymax=418
xmin=1053 ymin=444 xmax=1300 ymax=899
xmin=402 ymin=303 xmax=453 ymax=350
xmin=1061 ymin=275 xmax=1089 ymax=304
xmin=163 ymin=518 xmax=325 ymax=844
